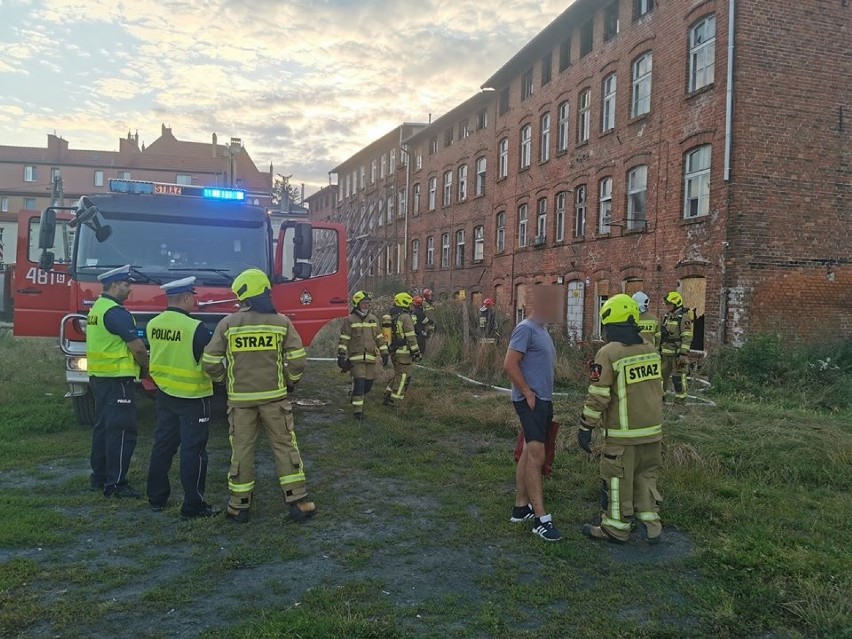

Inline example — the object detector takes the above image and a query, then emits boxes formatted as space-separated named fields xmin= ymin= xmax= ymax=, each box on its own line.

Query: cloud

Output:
xmin=2 ymin=0 xmax=573 ymax=189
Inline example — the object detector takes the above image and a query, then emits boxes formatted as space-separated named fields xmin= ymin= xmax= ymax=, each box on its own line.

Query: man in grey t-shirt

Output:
xmin=502 ymin=286 xmax=562 ymax=542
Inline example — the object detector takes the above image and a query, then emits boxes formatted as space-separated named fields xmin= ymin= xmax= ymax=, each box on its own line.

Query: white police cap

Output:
xmin=97 ymin=264 xmax=134 ymax=284
xmin=160 ymin=276 xmax=196 ymax=295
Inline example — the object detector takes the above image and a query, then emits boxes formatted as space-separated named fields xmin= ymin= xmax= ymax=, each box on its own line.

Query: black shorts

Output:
xmin=513 ymin=399 xmax=554 ymax=444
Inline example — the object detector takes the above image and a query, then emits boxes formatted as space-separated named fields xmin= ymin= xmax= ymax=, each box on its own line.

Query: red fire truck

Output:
xmin=13 ymin=179 xmax=349 ymax=424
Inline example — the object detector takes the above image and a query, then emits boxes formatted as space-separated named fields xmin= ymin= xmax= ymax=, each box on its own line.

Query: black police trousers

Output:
xmin=146 ymin=391 xmax=211 ymax=516
xmin=90 ymin=376 xmax=138 ymax=495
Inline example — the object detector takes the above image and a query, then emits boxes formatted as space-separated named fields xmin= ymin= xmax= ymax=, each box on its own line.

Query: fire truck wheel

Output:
xmin=73 ymin=390 xmax=96 ymax=427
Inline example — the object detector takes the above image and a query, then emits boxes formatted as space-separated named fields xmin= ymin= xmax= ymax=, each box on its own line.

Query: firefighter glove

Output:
xmin=337 ymin=355 xmax=348 ymax=370
xmin=577 ymin=427 xmax=593 ymax=454
xmin=287 ymin=383 xmax=295 ymax=395
xmin=381 ymin=353 xmax=389 ymax=366
xmin=412 ymin=351 xmax=422 ymax=362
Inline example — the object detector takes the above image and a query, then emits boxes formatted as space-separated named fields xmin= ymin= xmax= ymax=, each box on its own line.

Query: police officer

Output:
xmin=632 ymin=291 xmax=658 ymax=348
xmin=658 ymin=291 xmax=694 ymax=404
xmin=338 ymin=291 xmax=388 ymax=420
xmin=146 ymin=277 xmax=217 ymax=519
xmin=578 ymin=294 xmax=664 ymax=544
xmin=478 ymin=298 xmax=497 ymax=341
xmin=87 ymin=265 xmax=148 ymax=498
xmin=382 ymin=292 xmax=421 ymax=406
xmin=411 ymin=295 xmax=435 ymax=355
xmin=202 ymin=269 xmax=315 ymax=524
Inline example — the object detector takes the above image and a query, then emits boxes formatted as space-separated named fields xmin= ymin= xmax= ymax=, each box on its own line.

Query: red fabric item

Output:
xmin=514 ymin=421 xmax=560 ymax=477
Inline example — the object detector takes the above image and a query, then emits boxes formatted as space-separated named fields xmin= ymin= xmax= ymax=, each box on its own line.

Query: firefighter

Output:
xmin=87 ymin=265 xmax=149 ymax=498
xmin=632 ymin=291 xmax=658 ymax=348
xmin=382 ymin=292 xmax=421 ymax=406
xmin=578 ymin=294 xmax=664 ymax=544
xmin=421 ymin=288 xmax=436 ymax=311
xmin=146 ymin=277 xmax=217 ymax=519
xmin=478 ymin=298 xmax=497 ymax=341
xmin=411 ymin=295 xmax=435 ymax=355
xmin=202 ymin=269 xmax=315 ymax=524
xmin=338 ymin=291 xmax=388 ymax=420
xmin=658 ymin=291 xmax=694 ymax=404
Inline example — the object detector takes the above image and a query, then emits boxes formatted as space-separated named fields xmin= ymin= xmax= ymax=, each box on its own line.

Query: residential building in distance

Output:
xmin=304 ymin=184 xmax=338 ymax=222
xmin=0 ymin=125 xmax=273 ymax=264
xmin=330 ymin=0 xmax=850 ymax=346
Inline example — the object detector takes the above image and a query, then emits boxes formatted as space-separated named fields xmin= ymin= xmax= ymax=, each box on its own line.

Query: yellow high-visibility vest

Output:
xmin=147 ymin=310 xmax=212 ymax=399
xmin=87 ymin=296 xmax=140 ymax=378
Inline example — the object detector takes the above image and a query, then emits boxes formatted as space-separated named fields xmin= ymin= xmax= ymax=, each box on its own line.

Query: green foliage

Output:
xmin=707 ymin=334 xmax=852 ymax=411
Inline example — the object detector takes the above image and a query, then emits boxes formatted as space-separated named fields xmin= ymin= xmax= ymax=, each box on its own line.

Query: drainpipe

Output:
xmin=401 ymin=127 xmax=410 ymax=278
xmin=724 ymin=0 xmax=736 ymax=182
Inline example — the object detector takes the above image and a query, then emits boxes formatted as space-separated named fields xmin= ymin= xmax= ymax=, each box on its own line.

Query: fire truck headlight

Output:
xmin=68 ymin=356 xmax=88 ymax=372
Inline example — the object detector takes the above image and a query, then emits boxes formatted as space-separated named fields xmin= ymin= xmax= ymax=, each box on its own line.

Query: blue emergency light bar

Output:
xmin=108 ymin=179 xmax=246 ymax=202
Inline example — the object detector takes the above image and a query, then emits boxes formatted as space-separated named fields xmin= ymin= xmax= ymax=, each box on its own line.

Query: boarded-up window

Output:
xmin=680 ymin=276 xmax=706 ymax=350
xmin=515 ymin=283 xmax=526 ymax=324
xmin=566 ymin=280 xmax=585 ymax=342
xmin=623 ymin=279 xmax=644 ymax=296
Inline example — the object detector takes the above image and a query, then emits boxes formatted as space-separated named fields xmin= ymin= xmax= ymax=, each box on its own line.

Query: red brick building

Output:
xmin=331 ymin=123 xmax=427 ymax=291
xmin=337 ymin=0 xmax=851 ymax=345
xmin=0 ymin=126 xmax=273 ymax=264
xmin=304 ymin=184 xmax=338 ymax=222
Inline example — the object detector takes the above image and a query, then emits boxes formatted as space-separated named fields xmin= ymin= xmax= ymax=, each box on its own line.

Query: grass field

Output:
xmin=0 ymin=330 xmax=850 ymax=638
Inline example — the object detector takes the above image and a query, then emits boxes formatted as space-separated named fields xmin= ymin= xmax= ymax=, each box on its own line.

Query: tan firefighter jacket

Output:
xmin=202 ymin=308 xmax=306 ymax=407
xmin=659 ymin=307 xmax=694 ymax=356
xmin=582 ymin=340 xmax=664 ymax=445
xmin=338 ymin=311 xmax=388 ymax=363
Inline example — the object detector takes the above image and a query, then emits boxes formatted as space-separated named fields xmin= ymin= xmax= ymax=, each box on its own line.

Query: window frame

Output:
xmin=473 ymin=225 xmax=485 ymax=262
xmin=604 ymin=2 xmax=620 ymax=41
xmin=496 ymin=212 xmax=506 ymax=252
xmin=475 ymin=157 xmax=487 ymax=196
xmin=455 ymin=229 xmax=466 ymax=267
xmin=23 ymin=197 xmax=37 ymax=209
xmin=689 ymin=15 xmax=717 ymax=93
xmin=413 ymin=183 xmax=421 ymax=215
xmin=578 ymin=89 xmax=591 ymax=143
xmin=498 ymin=138 xmax=509 ymax=178
xmin=521 ymin=69 xmax=534 ymax=101
xmin=428 ymin=177 xmax=437 ymax=211
xmin=684 ymin=145 xmax=712 ymax=219
xmin=559 ymin=37 xmax=572 ymax=71
xmin=458 ymin=164 xmax=468 ymax=202
xmin=557 ymin=101 xmax=570 ymax=152
xmin=499 ymin=88 xmax=510 ymax=115
xmin=536 ymin=197 xmax=548 ymax=241
xmin=411 ymin=239 xmax=420 ymax=271
xmin=633 ymin=0 xmax=654 ymax=19
xmin=631 ymin=52 xmax=653 ymax=118
xmin=627 ymin=165 xmax=648 ymax=230
xmin=520 ymin=124 xmax=532 ymax=169
xmin=426 ymin=236 xmax=435 ymax=266
xmin=541 ymin=53 xmax=552 ymax=86
xmin=442 ymin=170 xmax=453 ymax=207
xmin=94 ymin=170 xmax=104 ymax=187
xmin=441 ymin=232 xmax=450 ymax=268
xmin=555 ymin=191 xmax=567 ymax=242
xmin=599 ymin=177 xmax=613 ymax=234
xmin=23 ymin=165 xmax=37 ymax=182
xmin=175 ymin=174 xmax=192 ymax=186
xmin=602 ymin=73 xmax=617 ymax=133
xmin=580 ymin=19 xmax=594 ymax=57
xmin=518 ymin=204 xmax=529 ymax=248
xmin=540 ymin=113 xmax=551 ymax=163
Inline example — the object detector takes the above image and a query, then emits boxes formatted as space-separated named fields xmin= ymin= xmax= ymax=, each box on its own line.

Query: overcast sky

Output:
xmin=0 ymin=0 xmax=572 ymax=191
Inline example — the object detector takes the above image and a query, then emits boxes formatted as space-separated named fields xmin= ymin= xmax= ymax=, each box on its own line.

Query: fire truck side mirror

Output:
xmin=293 ymin=223 xmax=313 ymax=260
xmin=292 ymin=262 xmax=313 ymax=280
xmin=39 ymin=251 xmax=55 ymax=271
xmin=38 ymin=209 xmax=57 ymax=250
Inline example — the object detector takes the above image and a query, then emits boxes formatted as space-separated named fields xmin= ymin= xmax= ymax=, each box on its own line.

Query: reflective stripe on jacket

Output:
xmin=202 ymin=308 xmax=306 ymax=407
xmin=638 ymin=311 xmax=659 ymax=348
xmin=87 ymin=296 xmax=140 ymax=378
xmin=660 ymin=307 xmax=694 ymax=355
xmin=147 ymin=310 xmax=213 ymax=399
xmin=338 ymin=311 xmax=388 ymax=362
xmin=582 ymin=341 xmax=663 ymax=445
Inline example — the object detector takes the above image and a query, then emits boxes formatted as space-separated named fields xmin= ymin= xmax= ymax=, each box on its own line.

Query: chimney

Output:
xmin=161 ymin=123 xmax=172 ymax=137
xmin=119 ymin=131 xmax=139 ymax=154
xmin=47 ymin=133 xmax=69 ymax=158
xmin=212 ymin=132 xmax=218 ymax=158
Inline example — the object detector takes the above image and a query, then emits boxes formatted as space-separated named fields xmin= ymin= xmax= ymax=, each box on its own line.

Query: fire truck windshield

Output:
xmin=74 ymin=211 xmax=269 ymax=285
